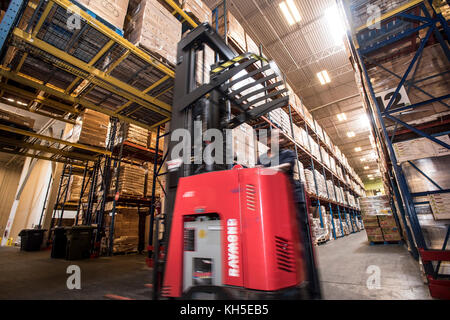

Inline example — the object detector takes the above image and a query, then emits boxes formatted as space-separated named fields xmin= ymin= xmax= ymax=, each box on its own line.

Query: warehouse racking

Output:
xmin=343 ymin=0 xmax=449 ymax=298
xmin=0 ymin=0 xmax=368 ymax=255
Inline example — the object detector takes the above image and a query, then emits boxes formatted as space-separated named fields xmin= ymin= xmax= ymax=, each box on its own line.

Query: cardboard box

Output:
xmin=0 ymin=109 xmax=35 ymax=129
xmin=181 ymin=0 xmax=211 ymax=24
xmin=217 ymin=11 xmax=246 ymax=52
xmin=378 ymin=215 xmax=397 ymax=227
xmin=367 ymin=235 xmax=384 ymax=242
xmin=365 ymin=227 xmax=383 ymax=236
xmin=65 ymin=109 xmax=109 ymax=148
xmin=78 ymin=0 xmax=129 ymax=30
xmin=126 ymin=0 xmax=182 ymax=65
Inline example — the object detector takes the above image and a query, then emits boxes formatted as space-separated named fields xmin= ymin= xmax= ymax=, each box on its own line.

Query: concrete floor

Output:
xmin=316 ymin=231 xmax=431 ymax=299
xmin=0 ymin=231 xmax=431 ymax=300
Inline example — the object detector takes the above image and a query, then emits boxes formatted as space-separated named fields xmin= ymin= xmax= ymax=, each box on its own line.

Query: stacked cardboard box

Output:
xmin=378 ymin=215 xmax=402 ymax=241
xmin=429 ymin=193 xmax=450 ymax=220
xmin=308 ymin=136 xmax=320 ymax=160
xmin=303 ymin=108 xmax=314 ymax=128
xmin=126 ymin=0 xmax=182 ymax=65
xmin=149 ymin=129 xmax=164 ymax=151
xmin=104 ymin=207 xmax=139 ymax=253
xmin=0 ymin=109 xmax=35 ymax=129
xmin=78 ymin=0 xmax=129 ymax=30
xmin=394 ymin=135 xmax=450 ymax=163
xmin=146 ymin=162 xmax=162 ymax=198
xmin=68 ymin=175 xmax=91 ymax=203
xmin=268 ymin=109 xmax=291 ymax=134
xmin=304 ymin=169 xmax=316 ymax=194
xmin=292 ymin=124 xmax=303 ymax=145
xmin=216 ymin=11 xmax=246 ymax=51
xmin=359 ymin=195 xmax=392 ymax=216
xmin=115 ymin=123 xmax=149 ymax=148
xmin=300 ymin=128 xmax=310 ymax=151
xmin=314 ymin=169 xmax=327 ymax=199
xmin=232 ymin=123 xmax=256 ymax=167
xmin=314 ymin=120 xmax=324 ymax=141
xmin=336 ymin=164 xmax=343 ymax=180
xmin=181 ymin=0 xmax=211 ymax=24
xmin=111 ymin=163 xmax=146 ymax=197
xmin=320 ymin=147 xmax=330 ymax=168
xmin=333 ymin=218 xmax=342 ymax=237
xmin=329 ymin=156 xmax=336 ymax=173
xmin=326 ymin=180 xmax=336 ymax=202
xmin=293 ymin=160 xmax=306 ymax=184
xmin=195 ymin=45 xmax=215 ymax=86
xmin=66 ymin=109 xmax=110 ymax=148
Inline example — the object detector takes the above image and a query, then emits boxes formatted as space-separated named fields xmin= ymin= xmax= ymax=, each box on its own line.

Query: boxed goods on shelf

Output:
xmin=308 ymin=136 xmax=320 ymax=159
xmin=314 ymin=169 xmax=327 ymax=199
xmin=333 ymin=218 xmax=342 ymax=237
xmin=381 ymin=226 xmax=402 ymax=241
xmin=125 ymin=0 xmax=182 ymax=65
xmin=314 ymin=120 xmax=324 ymax=140
xmin=181 ymin=0 xmax=211 ymax=24
xmin=303 ymin=108 xmax=314 ymax=128
xmin=293 ymin=160 xmax=306 ymax=183
xmin=300 ymin=128 xmax=310 ymax=151
xmin=0 ymin=109 xmax=35 ymax=129
xmin=362 ymin=215 xmax=379 ymax=227
xmin=149 ymin=129 xmax=164 ymax=151
xmin=111 ymin=163 xmax=146 ymax=197
xmin=115 ymin=123 xmax=149 ymax=148
xmin=67 ymin=175 xmax=91 ymax=203
xmin=232 ymin=123 xmax=256 ymax=167
xmin=146 ymin=163 xmax=162 ymax=197
xmin=429 ymin=193 xmax=450 ymax=220
xmin=320 ymin=147 xmax=330 ymax=168
xmin=65 ymin=109 xmax=109 ymax=148
xmin=216 ymin=11 xmax=246 ymax=51
xmin=359 ymin=195 xmax=392 ymax=216
xmin=104 ymin=207 xmax=139 ymax=254
xmin=292 ymin=124 xmax=303 ymax=145
xmin=330 ymin=156 xmax=336 ymax=173
xmin=393 ymin=135 xmax=450 ymax=163
xmin=326 ymin=180 xmax=336 ymax=202
xmin=365 ymin=226 xmax=384 ymax=242
xmin=245 ymin=33 xmax=259 ymax=54
xmin=304 ymin=169 xmax=316 ymax=194
xmin=269 ymin=109 xmax=291 ymax=133
xmin=336 ymin=165 xmax=343 ymax=179
xmin=78 ymin=0 xmax=129 ymax=30
xmin=195 ymin=45 xmax=215 ymax=86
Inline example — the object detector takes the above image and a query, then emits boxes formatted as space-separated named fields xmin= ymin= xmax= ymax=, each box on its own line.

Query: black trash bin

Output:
xmin=65 ymin=226 xmax=95 ymax=260
xmin=51 ymin=227 xmax=68 ymax=259
xmin=18 ymin=229 xmax=46 ymax=251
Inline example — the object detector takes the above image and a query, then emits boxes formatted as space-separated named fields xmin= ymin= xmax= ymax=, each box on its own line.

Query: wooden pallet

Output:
xmin=369 ymin=240 xmax=402 ymax=246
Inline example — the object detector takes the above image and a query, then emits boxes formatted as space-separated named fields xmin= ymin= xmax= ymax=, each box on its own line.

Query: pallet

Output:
xmin=112 ymin=250 xmax=139 ymax=256
xmin=369 ymin=240 xmax=402 ymax=246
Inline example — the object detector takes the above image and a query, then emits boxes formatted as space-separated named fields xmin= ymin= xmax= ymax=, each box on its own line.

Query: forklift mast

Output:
xmin=154 ymin=23 xmax=289 ymax=298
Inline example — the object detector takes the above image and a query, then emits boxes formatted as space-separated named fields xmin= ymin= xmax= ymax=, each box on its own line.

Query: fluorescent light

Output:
xmin=369 ymin=177 xmax=374 ymax=180
xmin=325 ymin=4 xmax=346 ymax=45
xmin=347 ymin=131 xmax=355 ymax=138
xmin=337 ymin=113 xmax=347 ymax=121
xmin=360 ymin=157 xmax=365 ymax=162
xmin=6 ymin=98 xmax=14 ymax=102
xmin=17 ymin=101 xmax=28 ymax=106
xmin=360 ymin=114 xmax=370 ymax=127
xmin=317 ymin=70 xmax=331 ymax=85
xmin=317 ymin=71 xmax=325 ymax=85
xmin=368 ymin=174 xmax=373 ymax=178
xmin=280 ymin=2 xmax=295 ymax=25
xmin=323 ymin=70 xmax=331 ymax=83
xmin=364 ymin=166 xmax=369 ymax=170
xmin=354 ymin=147 xmax=362 ymax=152
xmin=286 ymin=0 xmax=301 ymax=22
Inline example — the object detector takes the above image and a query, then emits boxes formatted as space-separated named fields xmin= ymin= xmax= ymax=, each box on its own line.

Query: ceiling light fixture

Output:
xmin=369 ymin=177 xmax=374 ymax=180
xmin=364 ymin=166 xmax=369 ymax=170
xmin=337 ymin=113 xmax=347 ymax=121
xmin=286 ymin=0 xmax=301 ymax=23
xmin=355 ymin=147 xmax=362 ymax=152
xmin=324 ymin=4 xmax=346 ymax=45
xmin=280 ymin=1 xmax=295 ymax=25
xmin=317 ymin=70 xmax=331 ymax=85
xmin=347 ymin=131 xmax=355 ymax=138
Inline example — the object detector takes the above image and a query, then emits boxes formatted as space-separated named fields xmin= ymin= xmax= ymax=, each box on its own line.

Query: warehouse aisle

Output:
xmin=316 ymin=232 xmax=431 ymax=299
xmin=0 ymin=247 xmax=152 ymax=300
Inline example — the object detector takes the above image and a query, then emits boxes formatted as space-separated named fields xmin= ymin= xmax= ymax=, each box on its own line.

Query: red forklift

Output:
xmin=151 ymin=23 xmax=321 ymax=300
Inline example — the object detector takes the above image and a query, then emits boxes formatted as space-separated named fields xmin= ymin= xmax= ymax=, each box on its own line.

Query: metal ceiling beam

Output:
xmin=0 ymin=68 xmax=169 ymax=130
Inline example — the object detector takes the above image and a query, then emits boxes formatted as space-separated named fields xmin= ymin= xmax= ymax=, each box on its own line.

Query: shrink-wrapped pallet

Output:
xmin=126 ymin=0 xmax=182 ymax=65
